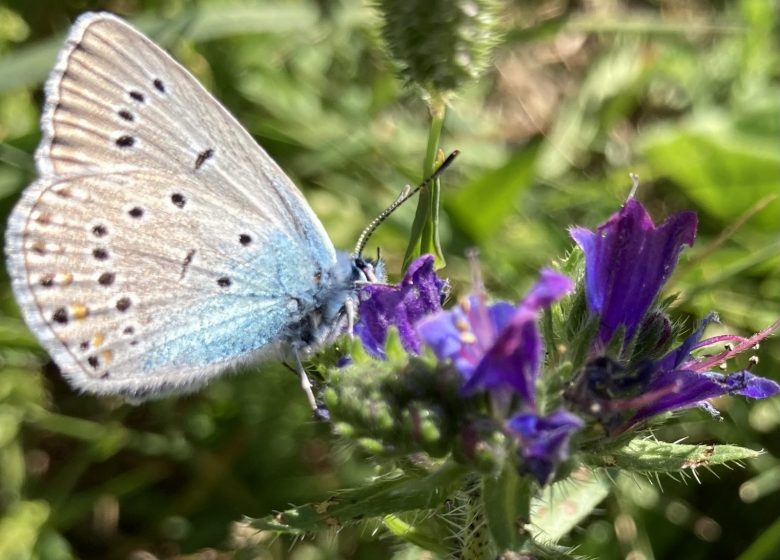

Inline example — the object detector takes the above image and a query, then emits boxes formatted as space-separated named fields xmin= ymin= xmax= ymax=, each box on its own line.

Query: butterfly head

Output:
xmin=353 ymin=252 xmax=386 ymax=285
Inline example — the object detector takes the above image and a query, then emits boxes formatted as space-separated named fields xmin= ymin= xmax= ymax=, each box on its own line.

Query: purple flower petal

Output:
xmin=724 ymin=371 xmax=780 ymax=399
xmin=507 ymin=408 xmax=583 ymax=484
xmin=628 ymin=369 xmax=780 ymax=425
xmin=570 ymin=199 xmax=697 ymax=346
xmin=417 ymin=296 xmax=516 ymax=379
xmin=462 ymin=270 xmax=573 ymax=398
xmin=463 ymin=307 xmax=541 ymax=399
xmin=356 ymin=255 xmax=446 ymax=357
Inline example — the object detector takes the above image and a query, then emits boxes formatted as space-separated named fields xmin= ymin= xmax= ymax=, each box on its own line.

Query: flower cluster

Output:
xmin=334 ymin=197 xmax=779 ymax=487
xmin=567 ymin=198 xmax=779 ymax=433
xmin=352 ymin=261 xmax=582 ymax=483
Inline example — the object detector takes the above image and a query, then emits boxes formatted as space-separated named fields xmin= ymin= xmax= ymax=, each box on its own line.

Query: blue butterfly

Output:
xmin=5 ymin=12 xmax=456 ymax=411
xmin=4 ymin=12 xmax=388 ymax=411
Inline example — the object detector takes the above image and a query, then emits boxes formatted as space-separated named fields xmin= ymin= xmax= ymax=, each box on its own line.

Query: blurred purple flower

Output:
xmin=570 ymin=198 xmax=697 ymax=347
xmin=356 ymin=254 xmax=447 ymax=358
xmin=507 ymin=409 xmax=583 ymax=484
xmin=417 ymin=269 xmax=574 ymax=401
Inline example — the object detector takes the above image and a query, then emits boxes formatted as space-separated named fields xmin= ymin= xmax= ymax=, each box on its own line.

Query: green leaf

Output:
xmin=250 ymin=460 xmax=467 ymax=534
xmin=583 ymin=438 xmax=763 ymax=472
xmin=383 ymin=513 xmax=450 ymax=556
xmin=531 ymin=469 xmax=611 ymax=544
xmin=482 ymin=468 xmax=532 ymax=551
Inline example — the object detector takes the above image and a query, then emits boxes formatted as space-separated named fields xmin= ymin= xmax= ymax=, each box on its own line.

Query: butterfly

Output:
xmin=4 ymin=12 xmax=387 ymax=411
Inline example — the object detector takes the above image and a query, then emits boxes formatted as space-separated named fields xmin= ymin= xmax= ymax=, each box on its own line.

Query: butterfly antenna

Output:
xmin=354 ymin=150 xmax=460 ymax=258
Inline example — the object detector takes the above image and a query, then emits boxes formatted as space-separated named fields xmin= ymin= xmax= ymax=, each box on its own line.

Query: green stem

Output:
xmin=403 ymin=95 xmax=447 ymax=271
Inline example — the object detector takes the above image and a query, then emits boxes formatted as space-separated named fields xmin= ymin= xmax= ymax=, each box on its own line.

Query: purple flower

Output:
xmin=507 ymin=409 xmax=583 ymax=484
xmin=572 ymin=315 xmax=780 ymax=432
xmin=625 ymin=315 xmax=780 ymax=426
xmin=417 ymin=269 xmax=574 ymax=401
xmin=356 ymin=254 xmax=447 ymax=357
xmin=570 ymin=198 xmax=697 ymax=347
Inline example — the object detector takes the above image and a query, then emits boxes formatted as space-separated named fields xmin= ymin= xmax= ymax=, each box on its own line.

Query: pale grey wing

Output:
xmin=37 ymin=11 xmax=335 ymax=266
xmin=5 ymin=170 xmax=323 ymax=398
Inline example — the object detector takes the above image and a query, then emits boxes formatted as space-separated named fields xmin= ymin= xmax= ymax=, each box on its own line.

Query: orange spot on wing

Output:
xmin=71 ymin=303 xmax=89 ymax=320
xmin=30 ymin=240 xmax=47 ymax=255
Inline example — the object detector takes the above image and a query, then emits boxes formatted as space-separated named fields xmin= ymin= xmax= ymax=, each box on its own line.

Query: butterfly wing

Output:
xmin=5 ymin=12 xmax=337 ymax=398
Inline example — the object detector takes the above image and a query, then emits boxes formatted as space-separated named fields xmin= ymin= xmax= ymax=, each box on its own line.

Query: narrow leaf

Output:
xmin=383 ymin=513 xmax=450 ymax=556
xmin=250 ymin=461 xmax=466 ymax=533
xmin=583 ymin=439 xmax=763 ymax=472
xmin=482 ymin=467 xmax=532 ymax=551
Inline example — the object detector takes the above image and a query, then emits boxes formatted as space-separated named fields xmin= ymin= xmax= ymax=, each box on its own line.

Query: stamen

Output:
xmin=460 ymin=332 xmax=477 ymax=344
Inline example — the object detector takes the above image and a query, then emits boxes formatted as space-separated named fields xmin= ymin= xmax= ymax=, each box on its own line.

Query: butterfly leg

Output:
xmin=293 ymin=348 xmax=320 ymax=414
xmin=345 ymin=296 xmax=356 ymax=339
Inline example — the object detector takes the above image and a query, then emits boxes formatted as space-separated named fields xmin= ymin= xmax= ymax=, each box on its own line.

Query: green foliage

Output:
xmin=0 ymin=0 xmax=777 ymax=558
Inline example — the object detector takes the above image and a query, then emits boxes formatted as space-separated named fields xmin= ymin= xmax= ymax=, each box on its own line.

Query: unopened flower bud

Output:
xmin=376 ymin=0 xmax=504 ymax=93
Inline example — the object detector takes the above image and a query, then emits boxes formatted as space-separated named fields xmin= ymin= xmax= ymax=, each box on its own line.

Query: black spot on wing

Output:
xmin=171 ymin=193 xmax=186 ymax=208
xmin=116 ymin=297 xmax=131 ymax=312
xmin=52 ymin=307 xmax=68 ymax=324
xmin=116 ymin=135 xmax=135 ymax=148
xmin=98 ymin=272 xmax=115 ymax=286
xmin=195 ymin=148 xmax=214 ymax=170
xmin=180 ymin=249 xmax=196 ymax=280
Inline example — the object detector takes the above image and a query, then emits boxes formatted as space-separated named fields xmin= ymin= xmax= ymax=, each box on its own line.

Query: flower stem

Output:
xmin=403 ymin=94 xmax=447 ymax=271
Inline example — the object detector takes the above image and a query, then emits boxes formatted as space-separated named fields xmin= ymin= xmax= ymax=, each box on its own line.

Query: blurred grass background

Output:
xmin=0 ymin=0 xmax=778 ymax=558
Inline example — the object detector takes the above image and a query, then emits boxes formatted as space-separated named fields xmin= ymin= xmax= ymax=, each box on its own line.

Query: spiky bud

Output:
xmin=453 ymin=417 xmax=507 ymax=475
xmin=376 ymin=0 xmax=505 ymax=93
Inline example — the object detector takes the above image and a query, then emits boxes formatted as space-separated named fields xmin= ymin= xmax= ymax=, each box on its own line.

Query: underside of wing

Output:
xmin=6 ymin=170 xmax=325 ymax=398
xmin=38 ymin=11 xmax=335 ymax=264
